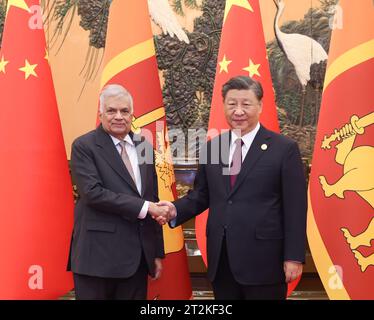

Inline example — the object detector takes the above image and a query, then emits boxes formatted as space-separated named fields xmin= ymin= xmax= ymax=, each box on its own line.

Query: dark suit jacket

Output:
xmin=67 ymin=125 xmax=164 ymax=278
xmin=172 ymin=125 xmax=307 ymax=285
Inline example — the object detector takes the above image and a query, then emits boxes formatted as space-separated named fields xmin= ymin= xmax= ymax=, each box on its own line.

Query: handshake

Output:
xmin=148 ymin=201 xmax=176 ymax=225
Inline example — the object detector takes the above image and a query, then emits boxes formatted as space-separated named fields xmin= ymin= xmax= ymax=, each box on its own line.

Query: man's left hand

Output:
xmin=151 ymin=258 xmax=163 ymax=280
xmin=284 ymin=261 xmax=303 ymax=283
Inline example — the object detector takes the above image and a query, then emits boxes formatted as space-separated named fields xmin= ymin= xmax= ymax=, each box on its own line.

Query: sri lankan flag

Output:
xmin=100 ymin=0 xmax=191 ymax=299
xmin=307 ymin=0 xmax=374 ymax=299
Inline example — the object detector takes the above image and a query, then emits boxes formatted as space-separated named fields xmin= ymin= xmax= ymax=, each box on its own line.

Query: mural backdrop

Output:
xmin=0 ymin=0 xmax=337 ymax=160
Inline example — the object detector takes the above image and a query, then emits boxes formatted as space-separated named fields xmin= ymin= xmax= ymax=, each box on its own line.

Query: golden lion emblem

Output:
xmin=319 ymin=112 xmax=374 ymax=272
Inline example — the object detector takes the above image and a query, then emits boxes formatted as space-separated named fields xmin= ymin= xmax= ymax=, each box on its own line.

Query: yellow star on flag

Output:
xmin=6 ymin=0 xmax=30 ymax=14
xmin=19 ymin=59 xmax=38 ymax=79
xmin=218 ymin=54 xmax=232 ymax=73
xmin=0 ymin=55 xmax=9 ymax=74
xmin=223 ymin=0 xmax=253 ymax=24
xmin=243 ymin=59 xmax=261 ymax=77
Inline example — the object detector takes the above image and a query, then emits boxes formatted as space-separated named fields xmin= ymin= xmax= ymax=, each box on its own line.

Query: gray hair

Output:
xmin=222 ymin=76 xmax=263 ymax=101
xmin=99 ymin=84 xmax=134 ymax=113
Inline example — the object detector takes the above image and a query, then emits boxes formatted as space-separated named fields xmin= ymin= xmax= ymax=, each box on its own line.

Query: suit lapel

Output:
xmin=95 ymin=125 xmax=139 ymax=195
xmin=228 ymin=126 xmax=272 ymax=197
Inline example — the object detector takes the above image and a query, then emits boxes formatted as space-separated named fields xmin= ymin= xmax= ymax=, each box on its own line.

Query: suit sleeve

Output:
xmin=171 ymin=145 xmax=210 ymax=227
xmin=71 ymin=139 xmax=145 ymax=222
xmin=152 ymin=153 xmax=165 ymax=259
xmin=281 ymin=141 xmax=308 ymax=262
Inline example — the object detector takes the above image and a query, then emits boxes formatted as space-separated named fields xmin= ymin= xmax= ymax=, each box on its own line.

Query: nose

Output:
xmin=233 ymin=107 xmax=245 ymax=116
xmin=114 ymin=110 xmax=123 ymax=119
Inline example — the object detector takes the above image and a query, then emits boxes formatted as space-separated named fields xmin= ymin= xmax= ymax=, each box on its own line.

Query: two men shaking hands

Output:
xmin=68 ymin=77 xmax=307 ymax=300
xmin=148 ymin=201 xmax=176 ymax=225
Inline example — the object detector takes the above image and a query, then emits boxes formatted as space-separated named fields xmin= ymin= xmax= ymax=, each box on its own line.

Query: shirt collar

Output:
xmin=110 ymin=134 xmax=134 ymax=147
xmin=230 ymin=122 xmax=260 ymax=149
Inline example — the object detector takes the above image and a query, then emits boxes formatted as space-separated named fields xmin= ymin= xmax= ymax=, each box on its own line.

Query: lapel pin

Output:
xmin=261 ymin=144 xmax=268 ymax=151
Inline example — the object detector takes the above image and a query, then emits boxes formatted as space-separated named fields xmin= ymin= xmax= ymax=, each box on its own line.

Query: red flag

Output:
xmin=193 ymin=0 xmax=304 ymax=295
xmin=99 ymin=0 xmax=192 ymax=299
xmin=307 ymin=0 xmax=374 ymax=299
xmin=0 ymin=0 xmax=74 ymax=299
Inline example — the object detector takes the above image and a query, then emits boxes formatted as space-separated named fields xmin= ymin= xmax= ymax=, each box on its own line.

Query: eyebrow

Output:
xmin=107 ymin=107 xmax=130 ymax=111
xmin=226 ymin=99 xmax=253 ymax=102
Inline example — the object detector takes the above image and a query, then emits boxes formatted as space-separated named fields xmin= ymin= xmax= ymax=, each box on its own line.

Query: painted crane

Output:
xmin=148 ymin=0 xmax=190 ymax=44
xmin=273 ymin=0 xmax=327 ymax=126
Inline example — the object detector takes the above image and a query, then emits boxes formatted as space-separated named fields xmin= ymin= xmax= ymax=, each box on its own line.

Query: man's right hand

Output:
xmin=148 ymin=202 xmax=172 ymax=225
xmin=148 ymin=201 xmax=177 ymax=225
xmin=156 ymin=201 xmax=177 ymax=225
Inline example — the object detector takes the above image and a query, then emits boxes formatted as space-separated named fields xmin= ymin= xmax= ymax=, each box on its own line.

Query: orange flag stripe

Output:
xmin=100 ymin=0 xmax=191 ymax=299
xmin=102 ymin=1 xmax=152 ymax=67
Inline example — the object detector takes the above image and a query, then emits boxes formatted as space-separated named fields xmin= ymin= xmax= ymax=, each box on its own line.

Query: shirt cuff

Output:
xmin=138 ymin=201 xmax=149 ymax=219
xmin=169 ymin=209 xmax=178 ymax=228
xmin=169 ymin=218 xmax=177 ymax=228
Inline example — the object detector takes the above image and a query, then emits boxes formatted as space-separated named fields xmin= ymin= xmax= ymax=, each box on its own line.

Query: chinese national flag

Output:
xmin=99 ymin=0 xmax=192 ymax=299
xmin=0 ymin=1 xmax=74 ymax=299
xmin=307 ymin=0 xmax=374 ymax=299
xmin=195 ymin=0 xmax=303 ymax=296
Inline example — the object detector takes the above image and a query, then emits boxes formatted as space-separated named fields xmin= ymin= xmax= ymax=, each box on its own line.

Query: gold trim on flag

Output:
xmin=131 ymin=107 xmax=166 ymax=132
xmin=100 ymin=38 xmax=155 ymax=89
xmin=324 ymin=40 xmax=374 ymax=92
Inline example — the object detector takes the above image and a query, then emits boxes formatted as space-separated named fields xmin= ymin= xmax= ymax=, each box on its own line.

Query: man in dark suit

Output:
xmin=158 ymin=76 xmax=307 ymax=299
xmin=68 ymin=84 xmax=169 ymax=300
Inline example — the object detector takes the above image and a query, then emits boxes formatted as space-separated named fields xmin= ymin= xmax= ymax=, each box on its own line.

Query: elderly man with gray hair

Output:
xmin=67 ymin=84 xmax=169 ymax=300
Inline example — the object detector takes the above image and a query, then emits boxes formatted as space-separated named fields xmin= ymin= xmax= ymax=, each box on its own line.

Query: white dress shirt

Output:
xmin=229 ymin=122 xmax=260 ymax=167
xmin=110 ymin=134 xmax=149 ymax=219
